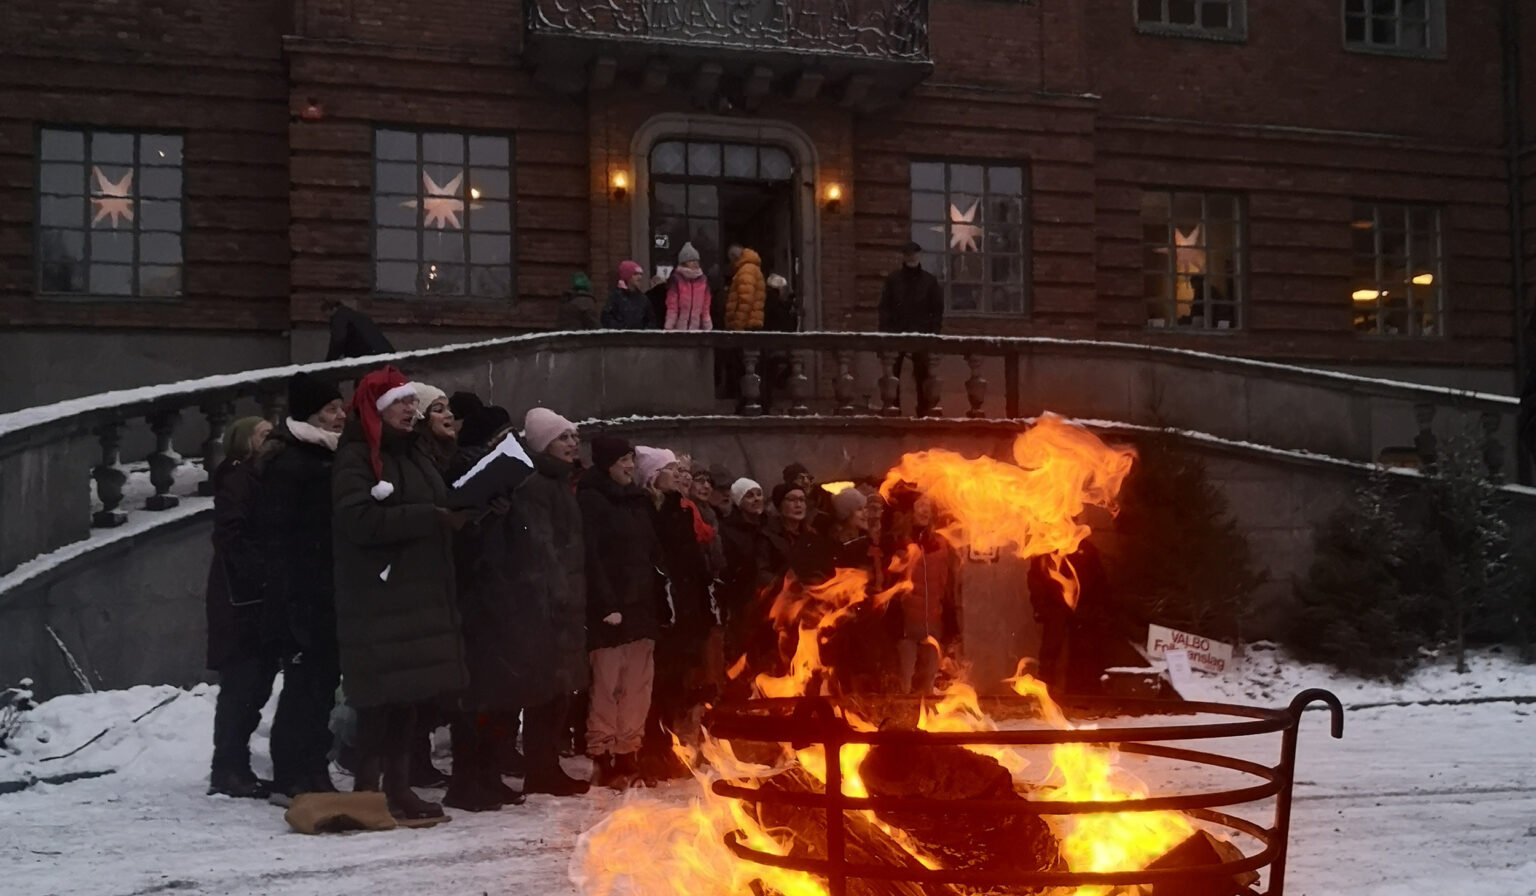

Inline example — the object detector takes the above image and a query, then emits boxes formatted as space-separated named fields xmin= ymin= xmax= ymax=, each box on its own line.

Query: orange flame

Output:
xmin=881 ymin=414 xmax=1135 ymax=608
xmin=1009 ymin=669 xmax=1195 ymax=895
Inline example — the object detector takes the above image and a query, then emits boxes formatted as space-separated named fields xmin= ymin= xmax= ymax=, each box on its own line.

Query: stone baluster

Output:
xmin=740 ymin=349 xmax=763 ymax=417
xmin=196 ymin=401 xmax=233 ymax=497
xmin=877 ymin=351 xmax=900 ymax=417
xmin=964 ymin=354 xmax=987 ymax=418
xmin=788 ymin=351 xmax=811 ymax=416
xmin=258 ymin=385 xmax=286 ymax=425
xmin=919 ymin=354 xmax=943 ymax=418
xmin=1480 ymin=410 xmax=1505 ymax=482
xmin=832 ymin=350 xmax=857 ymax=416
xmin=92 ymin=423 xmax=128 ymax=528
xmin=144 ymin=409 xmax=182 ymax=511
xmin=1412 ymin=402 xmax=1438 ymax=470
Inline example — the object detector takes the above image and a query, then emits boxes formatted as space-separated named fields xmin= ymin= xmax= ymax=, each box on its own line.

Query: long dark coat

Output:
xmin=504 ymin=451 xmax=590 ymax=700
xmin=331 ymin=421 xmax=468 ymax=708
xmin=251 ymin=425 xmax=337 ymax=656
xmin=445 ymin=444 xmax=541 ymax=711
xmin=653 ymin=491 xmax=714 ymax=635
xmin=578 ymin=467 xmax=663 ymax=650
xmin=206 ymin=458 xmax=265 ymax=671
xmin=878 ymin=264 xmax=944 ymax=333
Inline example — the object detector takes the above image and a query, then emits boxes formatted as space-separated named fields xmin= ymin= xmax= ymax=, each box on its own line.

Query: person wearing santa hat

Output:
xmin=331 ymin=366 xmax=472 ymax=823
xmin=505 ymin=407 xmax=592 ymax=796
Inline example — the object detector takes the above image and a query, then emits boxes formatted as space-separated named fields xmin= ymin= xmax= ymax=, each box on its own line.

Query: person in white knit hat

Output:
xmin=719 ymin=477 xmax=765 ymax=670
xmin=505 ymin=407 xmax=591 ymax=796
xmin=410 ymin=382 xmax=456 ymax=474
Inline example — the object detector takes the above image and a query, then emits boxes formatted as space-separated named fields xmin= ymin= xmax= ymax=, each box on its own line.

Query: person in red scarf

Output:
xmin=331 ymin=366 xmax=471 ymax=823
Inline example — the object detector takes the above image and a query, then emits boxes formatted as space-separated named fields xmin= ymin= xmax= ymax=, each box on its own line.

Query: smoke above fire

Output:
xmin=881 ymin=413 xmax=1137 ymax=608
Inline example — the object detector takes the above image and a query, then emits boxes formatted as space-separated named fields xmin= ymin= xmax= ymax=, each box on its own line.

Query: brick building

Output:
xmin=1 ymin=0 xmax=1531 ymax=410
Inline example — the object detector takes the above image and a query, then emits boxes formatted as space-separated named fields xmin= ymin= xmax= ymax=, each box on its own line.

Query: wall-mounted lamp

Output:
xmin=823 ymin=182 xmax=843 ymax=213
xmin=611 ymin=170 xmax=629 ymax=202
xmin=300 ymin=97 xmax=324 ymax=122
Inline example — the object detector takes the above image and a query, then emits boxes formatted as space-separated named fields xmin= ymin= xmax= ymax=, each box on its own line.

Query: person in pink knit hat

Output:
xmin=601 ymin=259 xmax=660 ymax=329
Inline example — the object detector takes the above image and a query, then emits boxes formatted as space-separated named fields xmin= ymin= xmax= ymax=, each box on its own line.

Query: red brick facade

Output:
xmin=1 ymin=0 xmax=1531 ymax=381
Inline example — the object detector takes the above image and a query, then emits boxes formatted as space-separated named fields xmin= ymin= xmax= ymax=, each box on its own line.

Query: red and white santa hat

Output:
xmin=350 ymin=366 xmax=417 ymax=500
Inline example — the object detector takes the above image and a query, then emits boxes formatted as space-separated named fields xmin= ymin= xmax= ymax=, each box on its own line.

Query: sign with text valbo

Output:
xmin=1146 ymin=624 xmax=1234 ymax=676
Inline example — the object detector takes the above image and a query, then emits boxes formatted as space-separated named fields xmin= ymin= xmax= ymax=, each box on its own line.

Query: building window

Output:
xmin=1142 ymin=191 xmax=1244 ymax=330
xmin=1344 ymin=0 xmax=1443 ymax=55
xmin=1135 ymin=0 xmax=1246 ymax=39
xmin=36 ymin=128 xmax=184 ymax=297
xmin=909 ymin=161 xmax=1028 ymax=315
xmin=373 ymin=129 xmax=513 ymax=298
xmin=1351 ymin=202 xmax=1442 ymax=337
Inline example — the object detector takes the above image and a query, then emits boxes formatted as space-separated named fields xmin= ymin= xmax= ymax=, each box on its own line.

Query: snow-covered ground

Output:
xmin=2 ymin=647 xmax=1533 ymax=896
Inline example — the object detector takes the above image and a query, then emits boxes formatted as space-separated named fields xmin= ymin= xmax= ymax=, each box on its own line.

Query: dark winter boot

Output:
xmin=384 ymin=750 xmax=445 ymax=821
xmin=613 ymin=753 xmax=641 ymax=790
xmin=351 ymin=753 xmax=383 ymax=793
xmin=523 ymin=766 xmax=591 ymax=797
xmin=443 ymin=718 xmax=503 ymax=813
xmin=409 ymin=729 xmax=450 ymax=789
xmin=208 ymin=767 xmax=269 ymax=799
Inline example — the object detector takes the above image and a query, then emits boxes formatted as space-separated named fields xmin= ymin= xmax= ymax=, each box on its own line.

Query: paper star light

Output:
xmin=90 ymin=166 xmax=134 ymax=229
xmin=1173 ymin=224 xmax=1206 ymax=275
xmin=932 ymin=201 xmax=984 ymax=252
xmin=402 ymin=170 xmax=482 ymax=230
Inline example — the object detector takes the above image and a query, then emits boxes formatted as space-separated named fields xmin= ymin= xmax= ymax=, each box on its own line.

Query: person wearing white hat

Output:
xmin=718 ymin=478 xmax=765 ymax=669
xmin=503 ymin=407 xmax=591 ymax=796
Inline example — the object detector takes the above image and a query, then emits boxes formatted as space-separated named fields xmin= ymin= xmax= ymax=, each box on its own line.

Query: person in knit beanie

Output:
xmin=456 ymin=405 xmax=513 ymax=451
xmin=718 ymin=476 xmax=765 ymax=672
xmin=589 ymin=434 xmax=633 ymax=477
xmin=448 ymin=391 xmax=484 ymax=424
xmin=506 ymin=407 xmax=591 ymax=796
xmin=603 ymin=260 xmax=658 ymax=330
xmin=633 ymin=446 xmax=678 ymax=494
xmin=331 ymin=365 xmax=470 ymax=823
xmin=559 ymin=272 xmax=600 ymax=330
xmin=410 ymin=382 xmax=457 ymax=475
xmin=664 ymin=243 xmax=712 ymax=330
xmin=286 ymin=373 xmax=344 ymax=430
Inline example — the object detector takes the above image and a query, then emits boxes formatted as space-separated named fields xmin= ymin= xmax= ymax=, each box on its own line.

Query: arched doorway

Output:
xmin=630 ymin=115 xmax=821 ymax=330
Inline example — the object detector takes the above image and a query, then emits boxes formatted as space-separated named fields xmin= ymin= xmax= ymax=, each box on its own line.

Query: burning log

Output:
xmin=1142 ymin=829 xmax=1259 ymax=896
xmin=753 ymin=768 xmax=967 ymax=896
xmin=858 ymin=742 xmax=1062 ymax=886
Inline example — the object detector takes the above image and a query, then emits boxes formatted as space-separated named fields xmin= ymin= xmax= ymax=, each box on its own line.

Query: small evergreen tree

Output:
xmin=1109 ymin=433 xmax=1265 ymax=643
xmin=1287 ymin=471 xmax=1433 ymax=680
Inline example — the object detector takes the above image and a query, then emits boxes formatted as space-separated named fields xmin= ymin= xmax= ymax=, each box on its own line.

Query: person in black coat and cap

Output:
xmin=205 ymin=416 xmax=276 ymax=799
xmin=252 ymin=372 xmax=349 ymax=805
xmin=878 ymin=242 xmax=945 ymax=413
xmin=578 ymin=435 xmax=663 ymax=789
xmin=322 ymin=298 xmax=394 ymax=361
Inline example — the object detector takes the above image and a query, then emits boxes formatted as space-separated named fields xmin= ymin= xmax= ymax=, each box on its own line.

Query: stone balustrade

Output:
xmin=0 ymin=331 xmax=1520 ymax=580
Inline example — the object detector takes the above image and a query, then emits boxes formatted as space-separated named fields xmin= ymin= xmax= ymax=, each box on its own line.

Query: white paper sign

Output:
xmin=1146 ymin=624 xmax=1234 ymax=676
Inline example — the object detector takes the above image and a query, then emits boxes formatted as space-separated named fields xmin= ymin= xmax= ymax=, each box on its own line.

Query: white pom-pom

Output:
xmin=370 ymin=480 xmax=395 ymax=501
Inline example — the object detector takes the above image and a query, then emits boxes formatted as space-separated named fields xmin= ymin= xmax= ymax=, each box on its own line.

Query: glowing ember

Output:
xmin=881 ymin=413 xmax=1136 ymax=608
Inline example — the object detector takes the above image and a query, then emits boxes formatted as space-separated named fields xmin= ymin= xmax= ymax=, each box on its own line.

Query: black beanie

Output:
xmin=449 ymin=391 xmax=485 ymax=422
xmin=458 ymin=405 xmax=512 ymax=449
xmin=287 ymin=372 xmax=343 ymax=423
xmin=771 ymin=481 xmax=804 ymax=510
xmin=590 ymin=434 xmax=634 ymax=473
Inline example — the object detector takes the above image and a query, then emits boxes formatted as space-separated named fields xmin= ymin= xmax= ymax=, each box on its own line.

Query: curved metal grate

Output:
xmin=703 ymin=689 xmax=1345 ymax=896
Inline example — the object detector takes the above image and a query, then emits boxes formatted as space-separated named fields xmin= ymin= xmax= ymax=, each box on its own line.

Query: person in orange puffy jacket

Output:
xmin=665 ymin=243 xmax=713 ymax=331
xmin=723 ymin=247 xmax=767 ymax=331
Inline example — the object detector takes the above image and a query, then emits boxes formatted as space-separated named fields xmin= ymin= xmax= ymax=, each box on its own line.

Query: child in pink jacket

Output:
xmin=665 ymin=242 xmax=714 ymax=331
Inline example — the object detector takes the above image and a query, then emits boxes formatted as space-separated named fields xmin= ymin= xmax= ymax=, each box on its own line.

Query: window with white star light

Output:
xmin=909 ymin=161 xmax=1027 ymax=315
xmin=36 ymin=128 xmax=184 ymax=298
xmin=374 ymin=129 xmax=513 ymax=298
xmin=1142 ymin=190 xmax=1244 ymax=330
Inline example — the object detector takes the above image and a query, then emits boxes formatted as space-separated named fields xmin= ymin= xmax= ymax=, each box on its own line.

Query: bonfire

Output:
xmin=572 ymin=415 xmax=1325 ymax=896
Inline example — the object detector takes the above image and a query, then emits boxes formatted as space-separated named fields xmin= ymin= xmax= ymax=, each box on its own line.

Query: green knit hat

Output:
xmin=571 ymin=272 xmax=592 ymax=293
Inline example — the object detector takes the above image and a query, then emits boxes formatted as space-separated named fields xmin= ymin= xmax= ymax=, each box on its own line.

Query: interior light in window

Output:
xmin=1352 ymin=289 xmax=1382 ymax=303
xmin=1412 ymin=273 xmax=1434 ymax=285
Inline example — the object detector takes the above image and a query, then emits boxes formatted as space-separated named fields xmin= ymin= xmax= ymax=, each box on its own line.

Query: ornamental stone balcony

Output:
xmin=523 ymin=0 xmax=933 ymax=109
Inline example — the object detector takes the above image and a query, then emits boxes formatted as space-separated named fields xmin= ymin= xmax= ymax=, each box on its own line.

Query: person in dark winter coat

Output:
xmin=879 ymin=242 xmax=945 ymax=413
xmin=558 ymin=272 xmax=601 ymax=330
xmin=578 ymin=435 xmax=662 ymax=789
xmin=437 ymin=405 xmax=527 ymax=812
xmin=206 ymin=416 xmax=276 ymax=799
xmin=719 ymin=478 xmax=765 ymax=669
xmin=332 ymin=367 xmax=471 ymax=822
xmin=251 ymin=373 xmax=347 ymax=805
xmin=509 ymin=407 xmax=592 ymax=796
xmin=602 ymin=260 xmax=660 ymax=329
xmin=323 ymin=298 xmax=394 ymax=361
